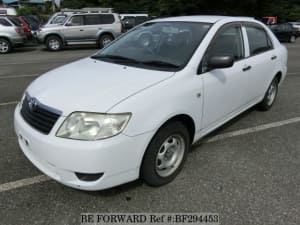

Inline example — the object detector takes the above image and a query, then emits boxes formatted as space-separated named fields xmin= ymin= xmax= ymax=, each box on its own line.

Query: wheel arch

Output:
xmin=0 ymin=36 xmax=12 ymax=45
xmin=274 ymin=71 xmax=283 ymax=85
xmin=98 ymin=31 xmax=115 ymax=40
xmin=160 ymin=114 xmax=196 ymax=144
xmin=44 ymin=33 xmax=64 ymax=44
xmin=138 ymin=114 xmax=195 ymax=181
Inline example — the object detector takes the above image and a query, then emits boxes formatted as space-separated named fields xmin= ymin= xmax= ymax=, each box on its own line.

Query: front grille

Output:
xmin=21 ymin=96 xmax=61 ymax=134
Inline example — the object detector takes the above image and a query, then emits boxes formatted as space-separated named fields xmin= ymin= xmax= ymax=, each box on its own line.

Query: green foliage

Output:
xmin=17 ymin=5 xmax=42 ymax=15
xmin=59 ymin=0 xmax=300 ymax=21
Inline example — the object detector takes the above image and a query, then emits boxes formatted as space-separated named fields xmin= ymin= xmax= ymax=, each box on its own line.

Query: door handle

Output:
xmin=80 ymin=29 xmax=84 ymax=31
xmin=271 ymin=55 xmax=277 ymax=60
xmin=242 ymin=65 xmax=252 ymax=72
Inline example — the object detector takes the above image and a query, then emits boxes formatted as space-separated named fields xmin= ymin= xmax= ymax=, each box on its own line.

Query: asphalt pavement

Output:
xmin=0 ymin=43 xmax=299 ymax=225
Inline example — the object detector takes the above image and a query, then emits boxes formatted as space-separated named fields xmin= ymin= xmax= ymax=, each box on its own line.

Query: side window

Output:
xmin=0 ymin=18 xmax=11 ymax=26
xmin=85 ymin=15 xmax=101 ymax=25
xmin=246 ymin=25 xmax=273 ymax=56
xmin=207 ymin=25 xmax=244 ymax=60
xmin=69 ymin=16 xmax=84 ymax=26
xmin=99 ymin=14 xmax=115 ymax=24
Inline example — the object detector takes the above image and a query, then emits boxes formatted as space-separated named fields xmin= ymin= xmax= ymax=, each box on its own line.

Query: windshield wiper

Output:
xmin=91 ymin=54 xmax=139 ymax=64
xmin=142 ymin=60 xmax=180 ymax=68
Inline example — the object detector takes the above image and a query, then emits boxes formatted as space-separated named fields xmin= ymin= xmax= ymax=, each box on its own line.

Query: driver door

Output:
xmin=61 ymin=15 xmax=85 ymax=42
xmin=201 ymin=23 xmax=249 ymax=130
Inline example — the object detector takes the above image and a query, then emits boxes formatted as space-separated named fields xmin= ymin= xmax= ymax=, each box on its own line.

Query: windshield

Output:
xmin=50 ymin=15 xmax=68 ymax=24
xmin=92 ymin=21 xmax=212 ymax=71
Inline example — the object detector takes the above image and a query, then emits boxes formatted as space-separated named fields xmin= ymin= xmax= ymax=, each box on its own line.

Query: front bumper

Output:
xmin=36 ymin=32 xmax=46 ymax=43
xmin=14 ymin=105 xmax=154 ymax=191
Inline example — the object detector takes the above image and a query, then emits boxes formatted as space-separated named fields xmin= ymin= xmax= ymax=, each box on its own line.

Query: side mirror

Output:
xmin=65 ymin=21 xmax=72 ymax=26
xmin=207 ymin=55 xmax=234 ymax=70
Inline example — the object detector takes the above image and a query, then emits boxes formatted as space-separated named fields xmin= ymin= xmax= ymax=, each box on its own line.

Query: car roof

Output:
xmin=70 ymin=13 xmax=118 ymax=16
xmin=152 ymin=15 xmax=256 ymax=24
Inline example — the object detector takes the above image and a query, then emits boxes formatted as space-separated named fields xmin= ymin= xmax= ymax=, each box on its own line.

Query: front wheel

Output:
xmin=141 ymin=122 xmax=190 ymax=187
xmin=46 ymin=36 xmax=62 ymax=51
xmin=258 ymin=77 xmax=279 ymax=111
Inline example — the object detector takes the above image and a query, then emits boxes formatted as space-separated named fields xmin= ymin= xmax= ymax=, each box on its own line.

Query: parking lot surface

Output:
xmin=0 ymin=43 xmax=299 ymax=225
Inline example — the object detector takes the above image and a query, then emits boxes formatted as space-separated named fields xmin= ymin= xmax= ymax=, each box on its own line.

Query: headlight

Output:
xmin=56 ymin=112 xmax=131 ymax=141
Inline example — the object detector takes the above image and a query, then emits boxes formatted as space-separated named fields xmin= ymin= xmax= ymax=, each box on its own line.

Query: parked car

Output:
xmin=17 ymin=16 xmax=32 ymax=39
xmin=0 ymin=7 xmax=17 ymax=16
xmin=120 ymin=14 xmax=149 ymax=32
xmin=44 ymin=8 xmax=114 ymax=28
xmin=14 ymin=16 xmax=287 ymax=191
xmin=0 ymin=16 xmax=27 ymax=53
xmin=289 ymin=22 xmax=300 ymax=37
xmin=36 ymin=13 xmax=122 ymax=51
xmin=269 ymin=23 xmax=298 ymax=43
xmin=19 ymin=15 xmax=42 ymax=31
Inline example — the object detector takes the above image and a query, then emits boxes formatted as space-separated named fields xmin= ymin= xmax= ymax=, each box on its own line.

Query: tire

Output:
xmin=257 ymin=77 xmax=279 ymax=111
xmin=46 ymin=36 xmax=62 ymax=51
xmin=98 ymin=34 xmax=114 ymax=48
xmin=141 ymin=121 xmax=190 ymax=187
xmin=289 ymin=35 xmax=296 ymax=43
xmin=0 ymin=38 xmax=12 ymax=54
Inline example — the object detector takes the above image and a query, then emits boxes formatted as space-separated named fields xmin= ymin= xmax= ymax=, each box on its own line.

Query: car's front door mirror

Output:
xmin=207 ymin=55 xmax=234 ymax=70
xmin=65 ymin=21 xmax=72 ymax=26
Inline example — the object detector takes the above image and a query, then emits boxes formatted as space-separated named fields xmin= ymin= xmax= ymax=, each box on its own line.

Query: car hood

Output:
xmin=27 ymin=58 xmax=174 ymax=116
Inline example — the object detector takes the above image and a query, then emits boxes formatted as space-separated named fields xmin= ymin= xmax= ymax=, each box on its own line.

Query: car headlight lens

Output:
xmin=56 ymin=112 xmax=131 ymax=141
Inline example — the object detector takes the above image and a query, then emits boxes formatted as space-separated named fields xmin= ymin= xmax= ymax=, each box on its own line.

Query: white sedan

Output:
xmin=14 ymin=16 xmax=288 ymax=191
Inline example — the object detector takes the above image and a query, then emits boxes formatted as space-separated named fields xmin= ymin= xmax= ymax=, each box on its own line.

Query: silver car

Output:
xmin=37 ymin=13 xmax=122 ymax=51
xmin=0 ymin=16 xmax=27 ymax=54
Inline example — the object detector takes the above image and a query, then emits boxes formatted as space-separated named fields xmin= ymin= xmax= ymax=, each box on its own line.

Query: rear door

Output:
xmin=83 ymin=14 xmax=116 ymax=41
xmin=83 ymin=14 xmax=101 ymax=41
xmin=241 ymin=23 xmax=278 ymax=100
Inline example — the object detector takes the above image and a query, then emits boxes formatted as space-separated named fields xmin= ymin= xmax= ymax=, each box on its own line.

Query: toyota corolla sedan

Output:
xmin=14 ymin=16 xmax=288 ymax=191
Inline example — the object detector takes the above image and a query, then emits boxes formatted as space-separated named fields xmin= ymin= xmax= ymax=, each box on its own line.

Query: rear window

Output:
xmin=7 ymin=17 xmax=21 ymax=26
xmin=0 ymin=18 xmax=11 ymax=26
xmin=246 ymin=25 xmax=273 ymax=55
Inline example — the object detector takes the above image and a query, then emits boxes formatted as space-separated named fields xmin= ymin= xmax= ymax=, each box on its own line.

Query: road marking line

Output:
xmin=0 ymin=74 xmax=39 ymax=79
xmin=287 ymin=72 xmax=300 ymax=75
xmin=0 ymin=101 xmax=18 ymax=107
xmin=0 ymin=175 xmax=50 ymax=192
xmin=204 ymin=116 xmax=300 ymax=143
xmin=1 ymin=116 xmax=300 ymax=192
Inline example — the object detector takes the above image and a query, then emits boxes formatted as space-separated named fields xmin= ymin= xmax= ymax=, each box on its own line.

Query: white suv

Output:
xmin=15 ymin=16 xmax=287 ymax=191
xmin=37 ymin=13 xmax=122 ymax=50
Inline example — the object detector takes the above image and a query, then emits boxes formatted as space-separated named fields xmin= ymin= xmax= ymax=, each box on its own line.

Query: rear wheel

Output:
xmin=0 ymin=38 xmax=11 ymax=54
xmin=258 ymin=77 xmax=279 ymax=111
xmin=98 ymin=34 xmax=114 ymax=48
xmin=46 ymin=36 xmax=62 ymax=51
xmin=141 ymin=122 xmax=190 ymax=187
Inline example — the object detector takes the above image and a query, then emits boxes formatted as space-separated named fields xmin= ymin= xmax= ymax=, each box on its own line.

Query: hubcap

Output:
xmin=266 ymin=81 xmax=277 ymax=105
xmin=49 ymin=39 xmax=60 ymax=50
xmin=102 ymin=37 xmax=112 ymax=46
xmin=0 ymin=41 xmax=9 ymax=53
xmin=156 ymin=135 xmax=185 ymax=177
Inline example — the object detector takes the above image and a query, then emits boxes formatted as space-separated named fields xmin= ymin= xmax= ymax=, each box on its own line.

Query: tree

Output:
xmin=58 ymin=0 xmax=300 ymax=21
